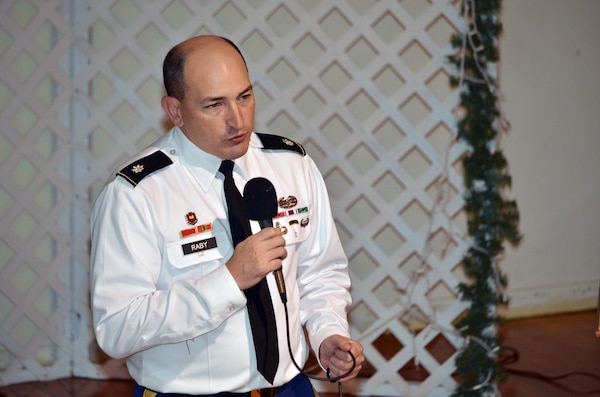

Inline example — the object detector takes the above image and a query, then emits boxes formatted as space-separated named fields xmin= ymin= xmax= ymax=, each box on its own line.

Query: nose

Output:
xmin=226 ymin=103 xmax=243 ymax=130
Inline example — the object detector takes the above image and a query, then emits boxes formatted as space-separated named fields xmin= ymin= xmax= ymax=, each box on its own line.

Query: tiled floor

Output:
xmin=0 ymin=310 xmax=598 ymax=396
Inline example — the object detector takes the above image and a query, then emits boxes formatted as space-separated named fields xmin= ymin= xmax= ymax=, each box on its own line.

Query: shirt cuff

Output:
xmin=197 ymin=265 xmax=247 ymax=324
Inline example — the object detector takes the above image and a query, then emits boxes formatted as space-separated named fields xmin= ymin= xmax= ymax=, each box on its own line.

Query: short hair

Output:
xmin=162 ymin=36 xmax=247 ymax=100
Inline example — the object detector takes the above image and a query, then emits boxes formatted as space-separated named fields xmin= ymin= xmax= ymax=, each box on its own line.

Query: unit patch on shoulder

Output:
xmin=256 ymin=133 xmax=306 ymax=156
xmin=117 ymin=151 xmax=173 ymax=187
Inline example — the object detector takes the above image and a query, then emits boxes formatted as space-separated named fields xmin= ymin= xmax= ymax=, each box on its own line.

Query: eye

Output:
xmin=205 ymin=102 xmax=222 ymax=110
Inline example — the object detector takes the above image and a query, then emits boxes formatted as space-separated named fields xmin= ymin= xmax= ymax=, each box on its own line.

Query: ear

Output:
xmin=161 ymin=96 xmax=184 ymax=127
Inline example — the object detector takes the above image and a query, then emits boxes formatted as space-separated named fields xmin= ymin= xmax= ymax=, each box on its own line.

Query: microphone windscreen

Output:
xmin=243 ymin=177 xmax=278 ymax=221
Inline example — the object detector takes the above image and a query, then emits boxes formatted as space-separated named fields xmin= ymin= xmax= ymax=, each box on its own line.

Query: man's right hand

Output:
xmin=225 ymin=227 xmax=287 ymax=290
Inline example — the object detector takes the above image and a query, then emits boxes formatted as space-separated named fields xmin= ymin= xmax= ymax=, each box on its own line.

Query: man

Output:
xmin=90 ymin=35 xmax=364 ymax=396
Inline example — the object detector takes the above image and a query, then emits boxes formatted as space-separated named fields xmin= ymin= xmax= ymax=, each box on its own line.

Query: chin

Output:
xmin=220 ymin=131 xmax=251 ymax=159
xmin=226 ymin=144 xmax=250 ymax=160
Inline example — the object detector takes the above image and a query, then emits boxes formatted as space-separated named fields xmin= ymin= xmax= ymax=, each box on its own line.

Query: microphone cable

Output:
xmin=279 ymin=291 xmax=356 ymax=397
xmin=499 ymin=345 xmax=600 ymax=395
xmin=242 ymin=177 xmax=356 ymax=394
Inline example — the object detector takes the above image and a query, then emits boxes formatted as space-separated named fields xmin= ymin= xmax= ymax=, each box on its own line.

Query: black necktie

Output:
xmin=218 ymin=160 xmax=279 ymax=384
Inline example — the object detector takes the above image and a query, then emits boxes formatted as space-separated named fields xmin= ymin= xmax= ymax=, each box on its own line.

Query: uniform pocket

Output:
xmin=275 ymin=214 xmax=311 ymax=246
xmin=166 ymin=230 xmax=232 ymax=270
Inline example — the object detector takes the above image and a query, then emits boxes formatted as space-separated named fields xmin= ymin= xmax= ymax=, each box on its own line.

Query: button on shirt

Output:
xmin=90 ymin=127 xmax=351 ymax=394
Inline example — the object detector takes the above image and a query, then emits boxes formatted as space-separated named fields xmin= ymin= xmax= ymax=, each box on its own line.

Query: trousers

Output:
xmin=133 ymin=373 xmax=318 ymax=397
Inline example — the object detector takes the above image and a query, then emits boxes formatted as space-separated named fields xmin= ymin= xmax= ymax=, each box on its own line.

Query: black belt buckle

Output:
xmin=258 ymin=386 xmax=278 ymax=397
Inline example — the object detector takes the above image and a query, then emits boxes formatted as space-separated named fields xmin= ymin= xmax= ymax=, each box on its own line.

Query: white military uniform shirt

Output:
xmin=90 ymin=127 xmax=351 ymax=394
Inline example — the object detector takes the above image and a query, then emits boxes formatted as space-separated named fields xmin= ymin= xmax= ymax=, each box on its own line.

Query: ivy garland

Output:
xmin=448 ymin=1 xmax=521 ymax=396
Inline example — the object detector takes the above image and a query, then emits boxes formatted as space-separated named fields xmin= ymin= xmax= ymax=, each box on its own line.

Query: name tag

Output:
xmin=181 ymin=237 xmax=217 ymax=255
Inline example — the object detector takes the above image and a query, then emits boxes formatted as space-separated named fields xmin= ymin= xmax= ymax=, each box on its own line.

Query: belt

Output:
xmin=252 ymin=386 xmax=278 ymax=397
xmin=137 ymin=373 xmax=306 ymax=397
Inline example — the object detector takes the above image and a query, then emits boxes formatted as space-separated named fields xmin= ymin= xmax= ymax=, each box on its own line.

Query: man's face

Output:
xmin=164 ymin=40 xmax=255 ymax=160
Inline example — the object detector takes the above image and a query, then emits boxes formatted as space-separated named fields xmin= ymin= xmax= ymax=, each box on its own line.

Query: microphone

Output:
xmin=243 ymin=177 xmax=286 ymax=302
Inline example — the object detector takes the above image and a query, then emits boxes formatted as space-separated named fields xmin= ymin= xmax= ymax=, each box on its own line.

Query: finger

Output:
xmin=331 ymin=354 xmax=353 ymax=372
xmin=261 ymin=233 xmax=286 ymax=251
xmin=262 ymin=226 xmax=284 ymax=239
xmin=333 ymin=346 xmax=352 ymax=361
xmin=274 ymin=246 xmax=287 ymax=260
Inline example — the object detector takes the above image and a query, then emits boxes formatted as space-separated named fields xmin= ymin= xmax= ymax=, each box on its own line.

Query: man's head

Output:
xmin=163 ymin=36 xmax=247 ymax=101
xmin=161 ymin=36 xmax=254 ymax=160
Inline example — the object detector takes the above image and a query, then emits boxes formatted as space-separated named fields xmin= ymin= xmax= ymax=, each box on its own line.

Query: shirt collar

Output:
xmin=171 ymin=127 xmax=262 ymax=191
xmin=232 ymin=133 xmax=264 ymax=180
xmin=172 ymin=127 xmax=222 ymax=192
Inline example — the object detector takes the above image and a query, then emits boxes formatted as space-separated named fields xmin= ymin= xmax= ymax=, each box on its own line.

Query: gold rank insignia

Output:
xmin=256 ymin=132 xmax=306 ymax=156
xmin=116 ymin=150 xmax=173 ymax=187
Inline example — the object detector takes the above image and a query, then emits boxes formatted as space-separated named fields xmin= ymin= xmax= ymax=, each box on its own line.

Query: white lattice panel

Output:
xmin=2 ymin=0 xmax=470 ymax=396
xmin=0 ymin=0 xmax=74 ymax=385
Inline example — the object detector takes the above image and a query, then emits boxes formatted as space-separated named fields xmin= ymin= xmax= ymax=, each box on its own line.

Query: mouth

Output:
xmin=227 ymin=132 xmax=247 ymax=144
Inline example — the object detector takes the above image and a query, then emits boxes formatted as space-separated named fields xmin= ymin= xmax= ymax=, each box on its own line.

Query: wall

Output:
xmin=1 ymin=0 xmax=598 ymax=394
xmin=0 ymin=2 xmax=466 ymax=395
xmin=500 ymin=0 xmax=600 ymax=317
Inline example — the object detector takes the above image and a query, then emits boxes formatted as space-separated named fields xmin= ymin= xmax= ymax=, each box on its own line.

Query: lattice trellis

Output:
xmin=0 ymin=0 xmax=74 ymax=385
xmin=1 ymin=1 xmax=471 ymax=396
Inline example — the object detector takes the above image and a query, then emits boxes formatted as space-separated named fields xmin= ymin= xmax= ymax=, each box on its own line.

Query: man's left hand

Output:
xmin=319 ymin=335 xmax=364 ymax=382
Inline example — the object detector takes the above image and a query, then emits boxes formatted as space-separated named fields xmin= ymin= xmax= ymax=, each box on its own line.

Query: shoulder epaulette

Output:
xmin=256 ymin=133 xmax=306 ymax=156
xmin=116 ymin=150 xmax=173 ymax=187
